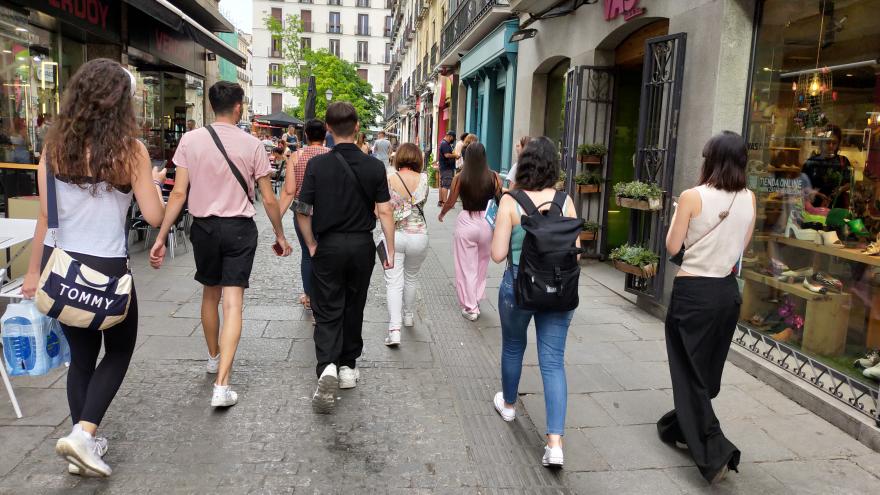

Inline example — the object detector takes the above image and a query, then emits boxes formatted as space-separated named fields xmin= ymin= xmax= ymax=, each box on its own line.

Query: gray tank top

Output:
xmin=44 ymin=178 xmax=133 ymax=258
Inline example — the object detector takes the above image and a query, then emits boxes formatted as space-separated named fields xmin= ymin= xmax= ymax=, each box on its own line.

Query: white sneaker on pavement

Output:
xmin=206 ymin=353 xmax=220 ymax=374
xmin=385 ymin=329 xmax=401 ymax=347
xmin=211 ymin=385 xmax=238 ymax=407
xmin=312 ymin=364 xmax=338 ymax=413
xmin=542 ymin=445 xmax=564 ymax=468
xmin=493 ymin=392 xmax=516 ymax=422
xmin=68 ymin=436 xmax=108 ymax=475
xmin=338 ymin=366 xmax=360 ymax=389
xmin=403 ymin=312 xmax=414 ymax=327
xmin=461 ymin=309 xmax=479 ymax=321
xmin=56 ymin=424 xmax=112 ymax=477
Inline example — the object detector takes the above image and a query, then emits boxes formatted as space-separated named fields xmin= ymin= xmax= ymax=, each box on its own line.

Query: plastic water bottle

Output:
xmin=2 ymin=302 xmax=38 ymax=376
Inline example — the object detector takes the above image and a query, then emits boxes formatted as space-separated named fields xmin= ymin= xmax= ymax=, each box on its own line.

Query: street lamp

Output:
xmin=325 ymin=88 xmax=333 ymax=101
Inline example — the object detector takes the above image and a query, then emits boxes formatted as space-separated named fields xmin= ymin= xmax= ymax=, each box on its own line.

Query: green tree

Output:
xmin=264 ymin=14 xmax=306 ymax=99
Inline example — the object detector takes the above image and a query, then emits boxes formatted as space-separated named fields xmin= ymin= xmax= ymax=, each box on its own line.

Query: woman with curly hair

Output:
xmin=21 ymin=59 xmax=166 ymax=477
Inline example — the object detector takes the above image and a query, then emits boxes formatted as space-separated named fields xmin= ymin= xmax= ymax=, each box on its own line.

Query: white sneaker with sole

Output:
xmin=493 ymin=392 xmax=516 ymax=422
xmin=338 ymin=366 xmax=360 ymax=389
xmin=385 ymin=329 xmax=401 ymax=347
xmin=312 ymin=364 xmax=338 ymax=413
xmin=56 ymin=425 xmax=112 ymax=477
xmin=206 ymin=353 xmax=220 ymax=374
xmin=542 ymin=445 xmax=564 ymax=468
xmin=461 ymin=309 xmax=479 ymax=321
xmin=211 ymin=385 xmax=238 ymax=407
xmin=403 ymin=312 xmax=414 ymax=327
xmin=69 ymin=436 xmax=108 ymax=475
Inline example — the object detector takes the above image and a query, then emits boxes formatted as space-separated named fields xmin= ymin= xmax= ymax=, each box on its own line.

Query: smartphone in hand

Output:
xmin=272 ymin=242 xmax=284 ymax=255
xmin=376 ymin=240 xmax=388 ymax=265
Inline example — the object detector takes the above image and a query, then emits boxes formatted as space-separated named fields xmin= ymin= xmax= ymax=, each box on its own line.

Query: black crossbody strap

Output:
xmin=332 ymin=151 xmax=376 ymax=218
xmin=205 ymin=125 xmax=253 ymax=204
xmin=46 ymin=164 xmax=59 ymax=230
xmin=687 ymin=190 xmax=738 ymax=250
xmin=395 ymin=172 xmax=424 ymax=219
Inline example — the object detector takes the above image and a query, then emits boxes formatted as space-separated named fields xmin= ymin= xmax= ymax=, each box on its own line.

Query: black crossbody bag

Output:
xmin=205 ymin=125 xmax=253 ymax=204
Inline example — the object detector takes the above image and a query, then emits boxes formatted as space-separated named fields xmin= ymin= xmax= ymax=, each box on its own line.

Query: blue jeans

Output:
xmin=500 ymin=265 xmax=574 ymax=435
xmin=294 ymin=219 xmax=312 ymax=296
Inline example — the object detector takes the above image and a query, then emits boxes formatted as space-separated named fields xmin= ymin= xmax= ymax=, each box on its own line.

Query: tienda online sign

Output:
xmin=604 ymin=0 xmax=646 ymax=22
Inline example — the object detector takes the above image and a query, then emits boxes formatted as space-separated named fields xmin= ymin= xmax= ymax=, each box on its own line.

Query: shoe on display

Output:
xmin=542 ymin=445 xmax=564 ymax=468
xmin=338 ymin=366 xmax=360 ymax=389
xmin=778 ymin=267 xmax=813 ymax=283
xmin=802 ymin=277 xmax=828 ymax=294
xmin=206 ymin=353 xmax=220 ymax=374
xmin=786 ymin=212 xmax=821 ymax=242
xmin=812 ymin=272 xmax=843 ymax=293
xmin=769 ymin=258 xmax=790 ymax=276
xmin=210 ymin=385 xmax=238 ymax=407
xmin=771 ymin=328 xmax=796 ymax=343
xmin=403 ymin=312 xmax=414 ymax=327
xmin=493 ymin=392 xmax=516 ymax=422
xmin=817 ymin=230 xmax=844 ymax=248
xmin=847 ymin=218 xmax=869 ymax=237
xmin=863 ymin=363 xmax=880 ymax=381
xmin=863 ymin=241 xmax=880 ymax=255
xmin=384 ymin=329 xmax=401 ymax=347
xmin=68 ymin=436 xmax=108 ymax=476
xmin=312 ymin=364 xmax=338 ymax=413
xmin=461 ymin=309 xmax=479 ymax=322
xmin=854 ymin=349 xmax=880 ymax=369
xmin=56 ymin=425 xmax=112 ymax=478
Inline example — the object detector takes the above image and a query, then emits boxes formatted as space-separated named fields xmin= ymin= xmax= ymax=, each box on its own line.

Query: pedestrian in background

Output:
xmin=279 ymin=119 xmax=331 ymax=312
xmin=373 ymin=130 xmax=393 ymax=170
xmin=438 ymin=143 xmax=501 ymax=321
xmin=324 ymin=130 xmax=335 ymax=148
xmin=658 ymin=131 xmax=755 ymax=484
xmin=505 ymin=136 xmax=532 ymax=189
xmin=150 ymin=81 xmax=292 ymax=409
xmin=357 ymin=132 xmax=370 ymax=155
xmin=282 ymin=124 xmax=299 ymax=152
xmin=454 ymin=132 xmax=468 ymax=170
xmin=21 ymin=58 xmax=167 ymax=477
xmin=437 ymin=130 xmax=458 ymax=207
xmin=296 ymin=102 xmax=396 ymax=413
xmin=383 ymin=143 xmax=429 ymax=346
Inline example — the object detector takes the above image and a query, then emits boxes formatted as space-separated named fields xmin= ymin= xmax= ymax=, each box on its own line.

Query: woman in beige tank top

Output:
xmin=657 ymin=131 xmax=756 ymax=485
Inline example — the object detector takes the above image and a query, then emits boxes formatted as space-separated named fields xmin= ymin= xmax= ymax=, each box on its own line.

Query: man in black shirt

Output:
xmin=297 ymin=102 xmax=395 ymax=413
xmin=438 ymin=130 xmax=458 ymax=207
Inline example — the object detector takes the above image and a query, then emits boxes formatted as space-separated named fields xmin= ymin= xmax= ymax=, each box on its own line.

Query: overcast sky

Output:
xmin=219 ymin=0 xmax=252 ymax=33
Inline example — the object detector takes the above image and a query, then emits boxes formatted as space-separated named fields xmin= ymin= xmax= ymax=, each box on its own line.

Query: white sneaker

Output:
xmin=210 ymin=385 xmax=238 ymax=407
xmin=206 ymin=353 xmax=220 ymax=374
xmin=338 ymin=366 xmax=360 ymax=389
xmin=403 ymin=312 xmax=414 ymax=327
xmin=542 ymin=445 xmax=564 ymax=468
xmin=312 ymin=364 xmax=338 ymax=413
xmin=68 ymin=436 xmax=108 ymax=475
xmin=461 ymin=309 xmax=479 ymax=321
xmin=493 ymin=392 xmax=516 ymax=422
xmin=385 ymin=329 xmax=401 ymax=347
xmin=56 ymin=425 xmax=112 ymax=477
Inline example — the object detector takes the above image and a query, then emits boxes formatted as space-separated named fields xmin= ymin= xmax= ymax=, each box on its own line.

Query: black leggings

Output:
xmin=41 ymin=249 xmax=138 ymax=426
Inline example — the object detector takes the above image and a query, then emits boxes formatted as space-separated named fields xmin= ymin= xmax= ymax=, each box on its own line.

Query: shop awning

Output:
xmin=124 ymin=0 xmax=247 ymax=69
xmin=256 ymin=112 xmax=304 ymax=127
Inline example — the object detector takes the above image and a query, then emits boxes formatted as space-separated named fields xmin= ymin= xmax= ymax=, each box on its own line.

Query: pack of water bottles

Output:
xmin=2 ymin=300 xmax=70 ymax=376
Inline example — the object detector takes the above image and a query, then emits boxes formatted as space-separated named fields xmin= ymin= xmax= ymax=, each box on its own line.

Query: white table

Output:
xmin=0 ymin=218 xmax=35 ymax=419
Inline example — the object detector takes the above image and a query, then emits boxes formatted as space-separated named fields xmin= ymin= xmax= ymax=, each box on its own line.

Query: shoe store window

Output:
xmin=743 ymin=0 xmax=880 ymax=382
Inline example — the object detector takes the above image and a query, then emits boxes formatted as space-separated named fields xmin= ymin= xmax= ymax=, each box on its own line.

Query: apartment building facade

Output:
xmin=252 ymin=0 xmax=393 ymax=120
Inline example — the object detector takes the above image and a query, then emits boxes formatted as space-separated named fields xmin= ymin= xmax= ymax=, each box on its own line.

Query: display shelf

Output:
xmin=741 ymin=269 xmax=843 ymax=301
xmin=769 ymin=146 xmax=801 ymax=151
xmin=760 ymin=234 xmax=880 ymax=268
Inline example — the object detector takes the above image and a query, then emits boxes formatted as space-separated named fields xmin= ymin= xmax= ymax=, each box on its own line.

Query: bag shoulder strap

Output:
xmin=46 ymin=164 xmax=59 ymax=230
xmin=395 ymin=172 xmax=425 ymax=220
xmin=508 ymin=189 xmax=539 ymax=216
xmin=332 ymin=150 xmax=376 ymax=217
xmin=205 ymin=125 xmax=253 ymax=204
xmin=688 ymin=190 xmax=738 ymax=249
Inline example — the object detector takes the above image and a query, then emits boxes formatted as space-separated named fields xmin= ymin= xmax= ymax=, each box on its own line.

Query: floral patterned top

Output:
xmin=389 ymin=172 xmax=429 ymax=235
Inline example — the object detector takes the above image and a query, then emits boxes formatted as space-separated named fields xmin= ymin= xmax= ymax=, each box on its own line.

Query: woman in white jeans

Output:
xmin=384 ymin=143 xmax=430 ymax=346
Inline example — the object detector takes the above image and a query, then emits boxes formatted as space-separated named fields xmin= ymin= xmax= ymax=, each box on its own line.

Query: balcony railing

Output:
xmin=357 ymin=54 xmax=371 ymax=64
xmin=269 ymin=48 xmax=282 ymax=58
xmin=357 ymin=26 xmax=371 ymax=36
xmin=357 ymin=0 xmax=370 ymax=6
xmin=299 ymin=0 xmax=313 ymax=3
xmin=384 ymin=27 xmax=392 ymax=37
xmin=327 ymin=24 xmax=342 ymax=34
xmin=441 ymin=0 xmax=508 ymax=56
xmin=430 ymin=43 xmax=437 ymax=68
xmin=329 ymin=0 xmax=341 ymax=5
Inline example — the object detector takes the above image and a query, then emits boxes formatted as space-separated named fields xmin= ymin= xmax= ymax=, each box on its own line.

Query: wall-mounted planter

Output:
xmin=616 ymin=196 xmax=662 ymax=210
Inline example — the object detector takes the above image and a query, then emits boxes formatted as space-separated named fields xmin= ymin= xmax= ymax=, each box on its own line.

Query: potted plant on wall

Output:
xmin=580 ymin=220 xmax=600 ymax=241
xmin=613 ymin=180 xmax=663 ymax=210
xmin=609 ymin=244 xmax=659 ymax=279
xmin=575 ymin=172 xmax=601 ymax=194
xmin=555 ymin=169 xmax=567 ymax=191
xmin=577 ymin=143 xmax=608 ymax=165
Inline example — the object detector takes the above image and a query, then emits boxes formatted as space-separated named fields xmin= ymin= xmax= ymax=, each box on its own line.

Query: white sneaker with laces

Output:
xmin=211 ymin=385 xmax=238 ymax=407
xmin=493 ymin=392 xmax=516 ymax=422
xmin=542 ymin=445 xmax=564 ymax=468
xmin=338 ymin=366 xmax=360 ymax=389
xmin=385 ymin=329 xmax=401 ymax=347
xmin=312 ymin=364 xmax=338 ymax=413
xmin=403 ymin=312 xmax=414 ymax=327
xmin=56 ymin=425 xmax=112 ymax=477
xmin=461 ymin=309 xmax=479 ymax=321
xmin=69 ymin=436 xmax=108 ymax=475
xmin=206 ymin=353 xmax=220 ymax=374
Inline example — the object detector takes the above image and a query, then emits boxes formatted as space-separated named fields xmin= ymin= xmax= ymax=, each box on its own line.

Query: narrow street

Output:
xmin=2 ymin=193 xmax=880 ymax=494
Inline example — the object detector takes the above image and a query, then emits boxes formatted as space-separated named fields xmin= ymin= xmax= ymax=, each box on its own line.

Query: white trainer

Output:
xmin=542 ymin=445 xmax=564 ymax=468
xmin=210 ymin=385 xmax=238 ymax=407
xmin=312 ymin=364 xmax=338 ymax=413
xmin=338 ymin=366 xmax=360 ymax=389
xmin=56 ymin=425 xmax=112 ymax=477
xmin=461 ymin=309 xmax=479 ymax=321
xmin=385 ymin=329 xmax=401 ymax=347
xmin=206 ymin=353 xmax=221 ymax=374
xmin=69 ymin=436 xmax=108 ymax=475
xmin=403 ymin=312 xmax=414 ymax=327
xmin=493 ymin=392 xmax=516 ymax=422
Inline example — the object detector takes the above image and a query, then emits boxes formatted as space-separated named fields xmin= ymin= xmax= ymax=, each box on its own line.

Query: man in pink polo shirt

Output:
xmin=150 ymin=81 xmax=292 ymax=408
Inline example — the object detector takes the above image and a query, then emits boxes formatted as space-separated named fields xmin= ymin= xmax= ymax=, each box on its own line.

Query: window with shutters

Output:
xmin=357 ymin=69 xmax=369 ymax=81
xmin=271 ymin=93 xmax=282 ymax=114
xmin=357 ymin=41 xmax=369 ymax=63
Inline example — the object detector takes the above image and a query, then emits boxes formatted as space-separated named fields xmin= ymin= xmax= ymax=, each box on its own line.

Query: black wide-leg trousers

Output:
xmin=657 ymin=274 xmax=742 ymax=482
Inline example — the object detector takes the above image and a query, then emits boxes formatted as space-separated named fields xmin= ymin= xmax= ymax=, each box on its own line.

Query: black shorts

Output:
xmin=190 ymin=217 xmax=258 ymax=288
xmin=440 ymin=169 xmax=454 ymax=188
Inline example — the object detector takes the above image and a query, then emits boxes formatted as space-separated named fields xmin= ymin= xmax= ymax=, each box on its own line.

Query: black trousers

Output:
xmin=41 ymin=249 xmax=138 ymax=426
xmin=310 ymin=232 xmax=375 ymax=377
xmin=657 ymin=275 xmax=741 ymax=482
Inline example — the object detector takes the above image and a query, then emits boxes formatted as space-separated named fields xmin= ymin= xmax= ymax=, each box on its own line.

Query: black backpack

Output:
xmin=508 ymin=189 xmax=583 ymax=312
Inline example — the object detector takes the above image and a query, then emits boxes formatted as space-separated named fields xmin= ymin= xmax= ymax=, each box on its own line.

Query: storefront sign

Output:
xmin=129 ymin=16 xmax=204 ymax=76
xmin=12 ymin=0 xmax=120 ymax=41
xmin=604 ymin=0 xmax=645 ymax=22
xmin=47 ymin=0 xmax=109 ymax=29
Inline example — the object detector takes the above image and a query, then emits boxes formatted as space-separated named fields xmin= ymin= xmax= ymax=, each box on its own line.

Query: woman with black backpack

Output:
xmin=490 ymin=137 xmax=581 ymax=468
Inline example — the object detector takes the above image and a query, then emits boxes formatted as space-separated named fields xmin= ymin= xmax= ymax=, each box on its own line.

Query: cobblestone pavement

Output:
xmin=3 ymin=191 xmax=880 ymax=493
